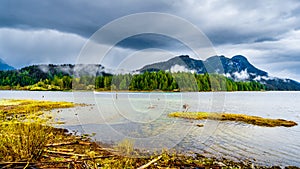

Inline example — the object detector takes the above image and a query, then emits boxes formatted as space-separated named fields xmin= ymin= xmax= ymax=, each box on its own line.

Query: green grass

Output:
xmin=169 ymin=112 xmax=298 ymax=127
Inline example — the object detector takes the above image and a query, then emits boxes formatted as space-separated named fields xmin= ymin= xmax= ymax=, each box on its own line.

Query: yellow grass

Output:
xmin=0 ymin=99 xmax=74 ymax=117
xmin=0 ymin=99 xmax=75 ymax=162
xmin=168 ymin=112 xmax=298 ymax=127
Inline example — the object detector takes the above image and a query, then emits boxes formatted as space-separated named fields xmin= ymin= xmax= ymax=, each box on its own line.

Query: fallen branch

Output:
xmin=51 ymin=148 xmax=74 ymax=152
xmin=45 ymin=141 xmax=78 ymax=147
xmin=79 ymin=141 xmax=91 ymax=145
xmin=0 ymin=162 xmax=34 ymax=165
xmin=96 ymin=147 xmax=117 ymax=152
xmin=137 ymin=155 xmax=162 ymax=169
xmin=44 ymin=150 xmax=88 ymax=157
xmin=81 ymin=155 xmax=115 ymax=160
xmin=0 ymin=160 xmax=73 ymax=165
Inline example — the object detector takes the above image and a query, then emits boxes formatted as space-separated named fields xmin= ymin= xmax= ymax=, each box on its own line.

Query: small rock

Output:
xmin=197 ymin=124 xmax=204 ymax=127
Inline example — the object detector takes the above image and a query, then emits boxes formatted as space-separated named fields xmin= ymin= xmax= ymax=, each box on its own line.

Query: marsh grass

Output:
xmin=0 ymin=99 xmax=75 ymax=162
xmin=115 ymin=139 xmax=135 ymax=156
xmin=0 ymin=120 xmax=52 ymax=161
xmin=169 ymin=112 xmax=298 ymax=127
xmin=0 ymin=99 xmax=74 ymax=117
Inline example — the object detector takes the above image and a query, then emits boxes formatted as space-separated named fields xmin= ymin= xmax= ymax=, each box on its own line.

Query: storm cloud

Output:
xmin=0 ymin=0 xmax=300 ymax=80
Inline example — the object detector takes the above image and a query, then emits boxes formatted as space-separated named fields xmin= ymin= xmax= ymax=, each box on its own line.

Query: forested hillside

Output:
xmin=96 ymin=71 xmax=265 ymax=91
xmin=0 ymin=65 xmax=72 ymax=90
xmin=0 ymin=64 xmax=265 ymax=91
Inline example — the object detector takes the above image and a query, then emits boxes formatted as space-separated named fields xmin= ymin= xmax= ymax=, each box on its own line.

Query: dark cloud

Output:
xmin=254 ymin=37 xmax=278 ymax=43
xmin=0 ymin=0 xmax=171 ymax=38
xmin=1 ymin=0 xmax=300 ymax=81
xmin=2 ymin=0 xmax=300 ymax=46
xmin=116 ymin=33 xmax=189 ymax=50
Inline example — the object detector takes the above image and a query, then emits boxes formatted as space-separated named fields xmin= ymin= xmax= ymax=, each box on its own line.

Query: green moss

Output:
xmin=169 ymin=112 xmax=298 ymax=127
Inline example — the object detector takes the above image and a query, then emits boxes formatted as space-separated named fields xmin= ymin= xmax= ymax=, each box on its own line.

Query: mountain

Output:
xmin=139 ymin=55 xmax=300 ymax=91
xmin=0 ymin=58 xmax=14 ymax=70
xmin=1 ymin=55 xmax=299 ymax=91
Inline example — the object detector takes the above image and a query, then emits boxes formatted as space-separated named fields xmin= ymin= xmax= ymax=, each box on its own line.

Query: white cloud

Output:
xmin=253 ymin=75 xmax=274 ymax=81
xmin=215 ymin=29 xmax=300 ymax=81
xmin=173 ymin=0 xmax=300 ymax=43
xmin=170 ymin=64 xmax=195 ymax=73
xmin=233 ymin=69 xmax=250 ymax=81
xmin=224 ymin=73 xmax=232 ymax=78
xmin=0 ymin=28 xmax=86 ymax=68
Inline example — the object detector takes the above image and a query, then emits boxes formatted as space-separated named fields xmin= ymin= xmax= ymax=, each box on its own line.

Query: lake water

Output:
xmin=1 ymin=90 xmax=299 ymax=167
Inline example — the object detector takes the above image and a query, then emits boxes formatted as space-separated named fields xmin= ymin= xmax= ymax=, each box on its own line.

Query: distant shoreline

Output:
xmin=4 ymin=88 xmax=300 ymax=93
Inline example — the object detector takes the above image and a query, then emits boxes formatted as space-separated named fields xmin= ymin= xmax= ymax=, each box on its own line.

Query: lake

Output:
xmin=1 ymin=90 xmax=299 ymax=167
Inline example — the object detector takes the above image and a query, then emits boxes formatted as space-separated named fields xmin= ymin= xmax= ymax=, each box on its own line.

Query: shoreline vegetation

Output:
xmin=168 ymin=112 xmax=298 ymax=127
xmin=1 ymin=99 xmax=299 ymax=168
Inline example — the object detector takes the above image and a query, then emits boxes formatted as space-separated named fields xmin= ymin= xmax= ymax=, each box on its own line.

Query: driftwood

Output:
xmin=0 ymin=161 xmax=79 ymax=165
xmin=45 ymin=141 xmax=78 ymax=147
xmin=44 ymin=150 xmax=115 ymax=159
xmin=45 ymin=140 xmax=92 ymax=147
xmin=44 ymin=150 xmax=88 ymax=157
xmin=81 ymin=155 xmax=115 ymax=160
xmin=0 ymin=160 xmax=76 ymax=169
xmin=78 ymin=141 xmax=91 ymax=145
xmin=0 ymin=162 xmax=34 ymax=165
xmin=96 ymin=147 xmax=118 ymax=152
xmin=137 ymin=155 xmax=162 ymax=169
xmin=51 ymin=148 xmax=74 ymax=152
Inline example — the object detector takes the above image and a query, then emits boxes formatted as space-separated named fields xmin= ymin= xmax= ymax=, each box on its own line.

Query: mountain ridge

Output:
xmin=140 ymin=55 xmax=268 ymax=77
xmin=1 ymin=55 xmax=299 ymax=91
xmin=139 ymin=55 xmax=300 ymax=90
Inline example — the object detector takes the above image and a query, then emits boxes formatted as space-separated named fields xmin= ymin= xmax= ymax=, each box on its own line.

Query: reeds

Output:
xmin=0 ymin=99 xmax=75 ymax=162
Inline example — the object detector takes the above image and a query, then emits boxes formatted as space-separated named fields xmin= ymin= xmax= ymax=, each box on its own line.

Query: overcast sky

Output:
xmin=0 ymin=0 xmax=300 ymax=81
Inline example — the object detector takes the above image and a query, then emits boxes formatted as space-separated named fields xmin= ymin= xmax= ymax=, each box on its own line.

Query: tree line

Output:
xmin=0 ymin=65 xmax=72 ymax=90
xmin=95 ymin=71 xmax=265 ymax=92
xmin=0 ymin=66 xmax=265 ymax=91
